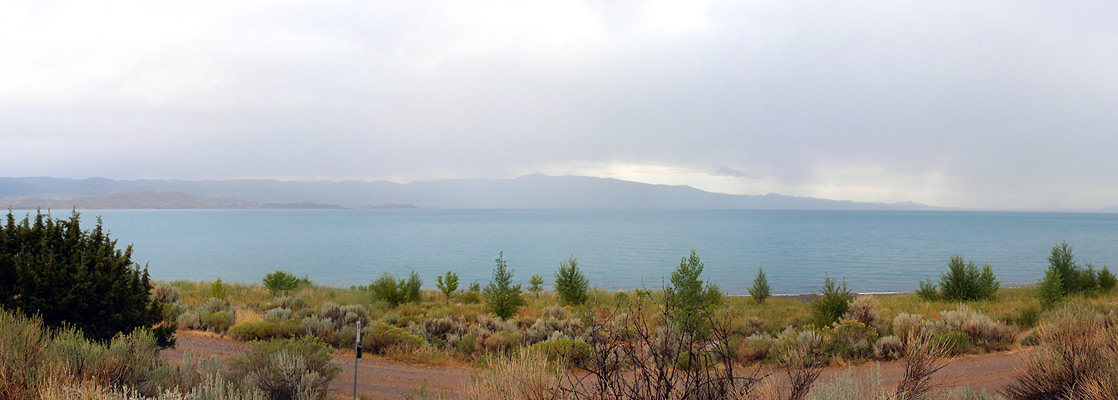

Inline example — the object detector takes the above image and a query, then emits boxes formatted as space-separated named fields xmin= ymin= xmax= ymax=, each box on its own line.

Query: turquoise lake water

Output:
xmin=59 ymin=209 xmax=1118 ymax=295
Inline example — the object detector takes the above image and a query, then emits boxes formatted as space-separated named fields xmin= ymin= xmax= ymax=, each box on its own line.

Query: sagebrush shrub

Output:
xmin=231 ymin=337 xmax=339 ymax=400
xmin=263 ymin=308 xmax=293 ymax=323
xmin=527 ymin=338 xmax=593 ymax=366
xmin=363 ymin=322 xmax=426 ymax=353
xmin=152 ymin=283 xmax=181 ymax=303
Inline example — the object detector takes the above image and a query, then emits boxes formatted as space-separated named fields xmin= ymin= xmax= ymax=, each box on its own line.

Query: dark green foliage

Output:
xmin=262 ymin=270 xmax=300 ymax=295
xmin=369 ymin=271 xmax=422 ymax=307
xmin=554 ymin=255 xmax=589 ymax=306
xmin=529 ymin=274 xmax=545 ymax=298
xmin=230 ymin=337 xmax=340 ymax=399
xmin=666 ymin=250 xmax=722 ymax=327
xmin=436 ymin=270 xmax=459 ymax=303
xmin=939 ymin=256 xmax=999 ymax=301
xmin=1014 ymin=306 xmax=1040 ymax=329
xmin=483 ymin=252 xmax=525 ymax=320
xmin=810 ymin=275 xmax=853 ymax=328
xmin=916 ymin=256 xmax=999 ymax=302
xmin=932 ymin=330 xmax=975 ymax=355
xmin=1038 ymin=268 xmax=1064 ymax=309
xmin=406 ymin=270 xmax=423 ymax=303
xmin=916 ymin=278 xmax=940 ymax=301
xmin=1099 ymin=266 xmax=1117 ymax=293
xmin=1049 ymin=242 xmax=1078 ymax=295
xmin=748 ymin=268 xmax=771 ymax=304
xmin=0 ymin=210 xmax=169 ymax=344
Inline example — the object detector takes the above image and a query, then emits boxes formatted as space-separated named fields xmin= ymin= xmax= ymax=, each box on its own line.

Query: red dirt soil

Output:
xmin=161 ymin=331 xmax=1027 ymax=399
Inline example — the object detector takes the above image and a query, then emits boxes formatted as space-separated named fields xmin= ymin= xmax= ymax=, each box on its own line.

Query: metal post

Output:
xmin=354 ymin=320 xmax=360 ymax=399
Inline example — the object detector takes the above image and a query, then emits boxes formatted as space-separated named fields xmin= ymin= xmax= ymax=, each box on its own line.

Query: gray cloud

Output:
xmin=2 ymin=0 xmax=1117 ymax=209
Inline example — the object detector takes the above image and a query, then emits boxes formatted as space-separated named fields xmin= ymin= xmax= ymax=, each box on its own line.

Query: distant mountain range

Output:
xmin=0 ymin=175 xmax=940 ymax=210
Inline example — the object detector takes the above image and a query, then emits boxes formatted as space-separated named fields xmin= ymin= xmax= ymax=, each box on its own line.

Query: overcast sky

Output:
xmin=2 ymin=1 xmax=1117 ymax=209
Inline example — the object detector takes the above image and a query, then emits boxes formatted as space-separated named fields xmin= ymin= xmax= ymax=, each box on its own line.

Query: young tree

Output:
xmin=666 ymin=250 xmax=721 ymax=327
xmin=810 ymin=274 xmax=853 ymax=328
xmin=210 ymin=278 xmax=227 ymax=300
xmin=1100 ymin=266 xmax=1117 ymax=293
xmin=370 ymin=272 xmax=406 ymax=307
xmin=0 ymin=210 xmax=169 ymax=344
xmin=748 ymin=268 xmax=771 ymax=304
xmin=1038 ymin=267 xmax=1064 ymax=309
xmin=483 ymin=252 xmax=525 ymax=320
xmin=406 ymin=270 xmax=423 ymax=303
xmin=263 ymin=269 xmax=300 ymax=295
xmin=436 ymin=271 xmax=459 ymax=303
xmin=529 ymin=274 xmax=544 ymax=299
xmin=1049 ymin=242 xmax=1079 ymax=295
xmin=554 ymin=255 xmax=589 ymax=306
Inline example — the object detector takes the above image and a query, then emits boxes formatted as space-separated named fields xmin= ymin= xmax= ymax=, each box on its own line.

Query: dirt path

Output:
xmin=163 ymin=331 xmax=1028 ymax=399
xmin=161 ymin=332 xmax=471 ymax=399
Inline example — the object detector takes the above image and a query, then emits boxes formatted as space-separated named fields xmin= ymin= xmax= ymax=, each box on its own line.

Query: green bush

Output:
xmin=483 ymin=252 xmax=525 ymax=320
xmin=262 ymin=270 xmax=301 ymax=295
xmin=210 ymin=278 xmax=227 ymax=300
xmin=201 ymin=310 xmax=235 ymax=333
xmin=554 ymin=255 xmax=589 ymax=306
xmin=529 ymin=274 xmax=545 ymax=298
xmin=461 ymin=290 xmax=481 ymax=305
xmin=1100 ymin=266 xmax=1118 ymax=293
xmin=748 ymin=268 xmax=771 ymax=304
xmin=527 ymin=338 xmax=593 ymax=366
xmin=456 ymin=333 xmax=479 ymax=353
xmin=370 ymin=271 xmax=422 ymax=307
xmin=406 ymin=270 xmax=423 ymax=303
xmin=933 ymin=330 xmax=975 ymax=355
xmin=1013 ymin=306 xmax=1040 ymax=329
xmin=364 ymin=321 xmax=426 ymax=353
xmin=0 ymin=211 xmax=168 ymax=344
xmin=917 ymin=256 xmax=999 ymax=302
xmin=810 ymin=275 xmax=853 ymax=328
xmin=916 ymin=278 xmax=939 ymax=301
xmin=230 ymin=320 xmax=303 ymax=341
xmin=1038 ymin=268 xmax=1064 ymax=309
xmin=231 ymin=337 xmax=340 ymax=400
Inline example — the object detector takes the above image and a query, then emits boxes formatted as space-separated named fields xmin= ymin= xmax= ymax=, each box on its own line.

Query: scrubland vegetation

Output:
xmin=6 ymin=211 xmax=1118 ymax=399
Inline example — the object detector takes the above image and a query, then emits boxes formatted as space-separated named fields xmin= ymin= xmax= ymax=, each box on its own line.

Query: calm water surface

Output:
xmin=65 ymin=209 xmax=1118 ymax=294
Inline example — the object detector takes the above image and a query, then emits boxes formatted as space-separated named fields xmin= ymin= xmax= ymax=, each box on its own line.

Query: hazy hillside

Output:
xmin=0 ymin=176 xmax=939 ymax=210
xmin=0 ymin=191 xmax=344 ymax=210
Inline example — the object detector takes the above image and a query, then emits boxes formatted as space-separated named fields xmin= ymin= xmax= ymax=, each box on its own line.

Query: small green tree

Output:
xmin=1038 ymin=267 xmax=1064 ymax=309
xmin=748 ymin=268 xmax=771 ymax=304
xmin=370 ymin=273 xmax=406 ymax=307
xmin=666 ymin=250 xmax=721 ymax=327
xmin=210 ymin=278 xmax=227 ymax=300
xmin=1099 ymin=266 xmax=1117 ymax=293
xmin=406 ymin=270 xmax=423 ymax=303
xmin=263 ymin=270 xmax=300 ymax=295
xmin=1049 ymin=242 xmax=1078 ymax=295
xmin=554 ymin=255 xmax=589 ymax=306
xmin=436 ymin=271 xmax=459 ymax=303
xmin=529 ymin=274 xmax=544 ymax=298
xmin=483 ymin=252 xmax=525 ymax=319
xmin=916 ymin=256 xmax=999 ymax=302
xmin=810 ymin=274 xmax=853 ymax=328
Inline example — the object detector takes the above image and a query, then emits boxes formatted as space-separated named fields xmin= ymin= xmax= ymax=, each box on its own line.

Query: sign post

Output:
xmin=354 ymin=320 xmax=361 ymax=399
